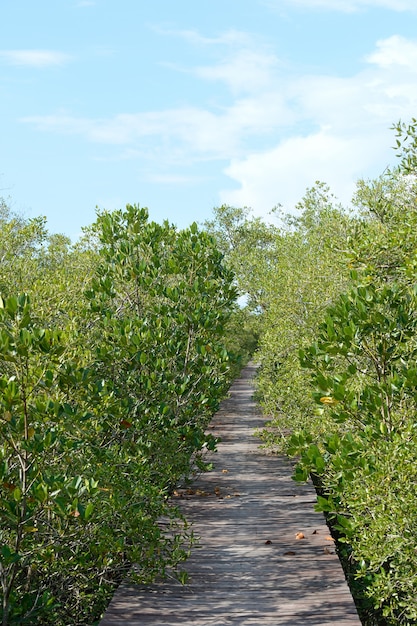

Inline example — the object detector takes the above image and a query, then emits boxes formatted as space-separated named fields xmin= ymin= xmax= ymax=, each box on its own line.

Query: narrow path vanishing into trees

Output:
xmin=99 ymin=363 xmax=361 ymax=625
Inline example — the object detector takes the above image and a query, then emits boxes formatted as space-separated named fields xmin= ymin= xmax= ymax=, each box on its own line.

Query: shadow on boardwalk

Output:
xmin=99 ymin=363 xmax=361 ymax=626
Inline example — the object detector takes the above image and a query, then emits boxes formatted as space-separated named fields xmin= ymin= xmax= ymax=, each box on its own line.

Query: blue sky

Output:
xmin=2 ymin=0 xmax=417 ymax=240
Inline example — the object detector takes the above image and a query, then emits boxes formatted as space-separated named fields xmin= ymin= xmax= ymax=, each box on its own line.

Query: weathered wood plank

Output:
xmin=99 ymin=363 xmax=361 ymax=625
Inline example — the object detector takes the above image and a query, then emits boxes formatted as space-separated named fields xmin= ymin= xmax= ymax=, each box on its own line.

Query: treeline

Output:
xmin=0 ymin=204 xmax=243 ymax=625
xmin=3 ymin=119 xmax=417 ymax=626
xmin=206 ymin=120 xmax=417 ymax=625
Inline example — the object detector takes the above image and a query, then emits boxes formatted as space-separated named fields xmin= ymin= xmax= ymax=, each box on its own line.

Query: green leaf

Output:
xmin=84 ymin=502 xmax=94 ymax=521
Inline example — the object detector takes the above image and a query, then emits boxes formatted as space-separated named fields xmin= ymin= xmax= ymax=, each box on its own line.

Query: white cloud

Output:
xmin=220 ymin=130 xmax=384 ymax=214
xmin=288 ymin=69 xmax=417 ymax=134
xmin=0 ymin=50 xmax=72 ymax=67
xmin=366 ymin=35 xmax=417 ymax=68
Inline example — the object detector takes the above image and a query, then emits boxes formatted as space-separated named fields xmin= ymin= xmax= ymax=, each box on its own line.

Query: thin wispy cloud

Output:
xmin=0 ymin=50 xmax=72 ymax=67
xmin=265 ymin=0 xmax=417 ymax=12
xmin=150 ymin=26 xmax=251 ymax=47
xmin=163 ymin=48 xmax=282 ymax=96
xmin=21 ymin=80 xmax=296 ymax=161
xmin=160 ymin=28 xmax=282 ymax=99
xmin=22 ymin=108 xmax=246 ymax=158
xmin=143 ymin=173 xmax=209 ymax=185
xmin=194 ymin=50 xmax=282 ymax=95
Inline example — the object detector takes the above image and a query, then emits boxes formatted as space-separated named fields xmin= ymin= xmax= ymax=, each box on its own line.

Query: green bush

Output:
xmin=0 ymin=204 xmax=239 ymax=625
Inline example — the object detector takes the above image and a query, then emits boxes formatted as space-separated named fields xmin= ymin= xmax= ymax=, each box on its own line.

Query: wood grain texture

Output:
xmin=99 ymin=363 xmax=362 ymax=625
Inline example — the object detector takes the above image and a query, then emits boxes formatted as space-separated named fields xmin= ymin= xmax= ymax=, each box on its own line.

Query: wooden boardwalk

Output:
xmin=99 ymin=363 xmax=361 ymax=625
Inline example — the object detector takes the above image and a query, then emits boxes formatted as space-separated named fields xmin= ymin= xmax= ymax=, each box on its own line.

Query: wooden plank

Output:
xmin=99 ymin=363 xmax=361 ymax=625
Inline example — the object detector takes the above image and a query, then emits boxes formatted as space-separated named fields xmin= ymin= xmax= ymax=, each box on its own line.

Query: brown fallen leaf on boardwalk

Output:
xmin=325 ymin=535 xmax=335 ymax=542
xmin=265 ymin=540 xmax=272 ymax=545
xmin=295 ymin=532 xmax=305 ymax=540
xmin=222 ymin=469 xmax=229 ymax=473
xmin=284 ymin=551 xmax=296 ymax=555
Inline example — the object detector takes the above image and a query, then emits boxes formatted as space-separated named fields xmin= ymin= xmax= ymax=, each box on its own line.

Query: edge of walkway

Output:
xmin=99 ymin=363 xmax=362 ymax=626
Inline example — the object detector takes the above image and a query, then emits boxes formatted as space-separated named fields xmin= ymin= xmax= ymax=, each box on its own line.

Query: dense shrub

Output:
xmin=0 ymin=204 xmax=238 ymax=625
